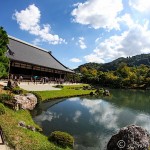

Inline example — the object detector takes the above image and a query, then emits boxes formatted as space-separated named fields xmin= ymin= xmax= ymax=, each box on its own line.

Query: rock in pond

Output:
xmin=107 ymin=124 xmax=150 ymax=150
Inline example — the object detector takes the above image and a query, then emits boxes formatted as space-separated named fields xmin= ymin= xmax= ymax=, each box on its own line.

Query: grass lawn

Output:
xmin=35 ymin=84 xmax=94 ymax=101
xmin=0 ymin=105 xmax=70 ymax=150
xmin=0 ymin=84 xmax=7 ymax=94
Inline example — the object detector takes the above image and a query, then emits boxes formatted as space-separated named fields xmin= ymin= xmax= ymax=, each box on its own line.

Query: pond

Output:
xmin=32 ymin=89 xmax=150 ymax=150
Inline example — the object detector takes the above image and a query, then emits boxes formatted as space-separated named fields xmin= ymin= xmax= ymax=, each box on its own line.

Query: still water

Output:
xmin=32 ymin=89 xmax=150 ymax=150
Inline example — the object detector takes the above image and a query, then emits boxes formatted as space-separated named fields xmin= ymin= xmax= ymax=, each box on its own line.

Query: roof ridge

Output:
xmin=48 ymin=52 xmax=70 ymax=70
xmin=8 ymin=35 xmax=50 ymax=53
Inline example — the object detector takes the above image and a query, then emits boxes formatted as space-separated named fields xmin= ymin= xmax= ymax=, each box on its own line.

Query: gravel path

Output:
xmin=0 ymin=81 xmax=61 ymax=91
xmin=19 ymin=82 xmax=61 ymax=91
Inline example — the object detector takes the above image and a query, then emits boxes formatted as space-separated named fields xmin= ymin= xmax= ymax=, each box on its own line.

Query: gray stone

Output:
xmin=14 ymin=93 xmax=37 ymax=110
xmin=30 ymin=126 xmax=36 ymax=131
xmin=107 ymin=125 xmax=150 ymax=150
xmin=18 ymin=121 xmax=26 ymax=128
xmin=26 ymin=125 xmax=35 ymax=131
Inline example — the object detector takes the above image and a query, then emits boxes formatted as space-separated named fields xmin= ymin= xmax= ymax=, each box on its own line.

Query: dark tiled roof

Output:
xmin=7 ymin=36 xmax=74 ymax=73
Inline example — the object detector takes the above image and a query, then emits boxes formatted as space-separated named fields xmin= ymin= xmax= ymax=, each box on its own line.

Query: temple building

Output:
xmin=6 ymin=36 xmax=74 ymax=81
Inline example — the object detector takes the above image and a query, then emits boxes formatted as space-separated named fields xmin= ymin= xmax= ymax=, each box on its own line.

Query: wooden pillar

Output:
xmin=31 ymin=65 xmax=34 ymax=78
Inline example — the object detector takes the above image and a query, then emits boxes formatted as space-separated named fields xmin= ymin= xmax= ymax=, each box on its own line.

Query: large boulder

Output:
xmin=14 ymin=93 xmax=37 ymax=110
xmin=107 ymin=125 xmax=150 ymax=150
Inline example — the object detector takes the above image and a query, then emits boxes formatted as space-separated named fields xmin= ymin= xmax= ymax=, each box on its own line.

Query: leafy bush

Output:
xmin=95 ymin=88 xmax=104 ymax=95
xmin=0 ymin=103 xmax=5 ymax=115
xmin=90 ymin=92 xmax=94 ymax=96
xmin=83 ymin=86 xmax=90 ymax=90
xmin=3 ymin=86 xmax=11 ymax=90
xmin=54 ymin=85 xmax=64 ymax=88
xmin=12 ymin=87 xmax=23 ymax=94
xmin=30 ymin=91 xmax=42 ymax=105
xmin=0 ymin=93 xmax=13 ymax=103
xmin=49 ymin=131 xmax=74 ymax=148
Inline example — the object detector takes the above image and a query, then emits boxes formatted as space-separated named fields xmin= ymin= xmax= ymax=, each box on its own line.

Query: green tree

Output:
xmin=116 ymin=63 xmax=131 ymax=78
xmin=145 ymin=68 xmax=150 ymax=88
xmin=80 ymin=66 xmax=88 ymax=74
xmin=89 ymin=69 xmax=97 ymax=77
xmin=0 ymin=27 xmax=9 ymax=78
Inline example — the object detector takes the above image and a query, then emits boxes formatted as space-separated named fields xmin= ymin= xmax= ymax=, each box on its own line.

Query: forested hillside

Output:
xmin=74 ymin=54 xmax=150 ymax=89
xmin=75 ymin=54 xmax=150 ymax=72
xmin=75 ymin=62 xmax=102 ymax=72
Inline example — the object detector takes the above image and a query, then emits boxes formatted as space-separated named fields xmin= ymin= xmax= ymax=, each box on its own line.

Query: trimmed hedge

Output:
xmin=49 ymin=131 xmax=74 ymax=148
xmin=0 ymin=103 xmax=5 ymax=115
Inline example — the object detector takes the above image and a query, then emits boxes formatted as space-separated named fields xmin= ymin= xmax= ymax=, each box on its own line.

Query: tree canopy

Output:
xmin=78 ymin=64 xmax=150 ymax=89
xmin=0 ymin=27 xmax=9 ymax=78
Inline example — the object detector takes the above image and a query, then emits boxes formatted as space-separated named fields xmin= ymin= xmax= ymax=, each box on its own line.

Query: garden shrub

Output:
xmin=3 ymin=86 xmax=11 ymax=90
xmin=49 ymin=131 xmax=74 ymax=148
xmin=0 ymin=93 xmax=13 ymax=103
xmin=54 ymin=85 xmax=64 ymax=88
xmin=90 ymin=92 xmax=94 ymax=96
xmin=30 ymin=91 xmax=42 ymax=105
xmin=95 ymin=88 xmax=104 ymax=95
xmin=83 ymin=85 xmax=91 ymax=90
xmin=12 ymin=87 xmax=23 ymax=94
xmin=0 ymin=103 xmax=5 ymax=115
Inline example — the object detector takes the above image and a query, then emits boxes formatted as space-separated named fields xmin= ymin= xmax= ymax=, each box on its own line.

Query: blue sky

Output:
xmin=0 ymin=0 xmax=150 ymax=69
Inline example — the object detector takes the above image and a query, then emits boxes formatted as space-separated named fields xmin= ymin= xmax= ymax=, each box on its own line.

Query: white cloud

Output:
xmin=13 ymin=4 xmax=65 ymax=45
xmin=32 ymin=38 xmax=41 ymax=46
xmin=84 ymin=54 xmax=105 ymax=63
xmin=81 ymin=99 xmax=121 ymax=130
xmin=119 ymin=13 xmax=134 ymax=27
xmin=34 ymin=111 xmax=61 ymax=125
xmin=70 ymin=58 xmax=82 ymax=63
xmin=70 ymin=66 xmax=78 ymax=70
xmin=76 ymin=37 xmax=87 ymax=49
xmin=129 ymin=0 xmax=150 ymax=13
xmin=134 ymin=114 xmax=150 ymax=133
xmin=81 ymin=98 xmax=150 ymax=134
xmin=84 ymin=22 xmax=150 ymax=63
xmin=13 ymin=4 xmax=40 ymax=31
xmin=68 ymin=97 xmax=79 ymax=101
xmin=73 ymin=110 xmax=82 ymax=123
xmin=71 ymin=0 xmax=123 ymax=30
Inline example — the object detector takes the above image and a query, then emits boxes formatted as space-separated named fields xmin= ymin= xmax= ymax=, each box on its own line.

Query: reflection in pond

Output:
xmin=32 ymin=90 xmax=150 ymax=150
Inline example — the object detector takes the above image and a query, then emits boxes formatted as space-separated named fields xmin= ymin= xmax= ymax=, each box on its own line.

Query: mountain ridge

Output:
xmin=75 ymin=53 xmax=150 ymax=72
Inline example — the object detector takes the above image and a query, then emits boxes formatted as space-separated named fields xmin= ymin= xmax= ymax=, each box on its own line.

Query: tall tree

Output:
xmin=0 ymin=27 xmax=9 ymax=78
